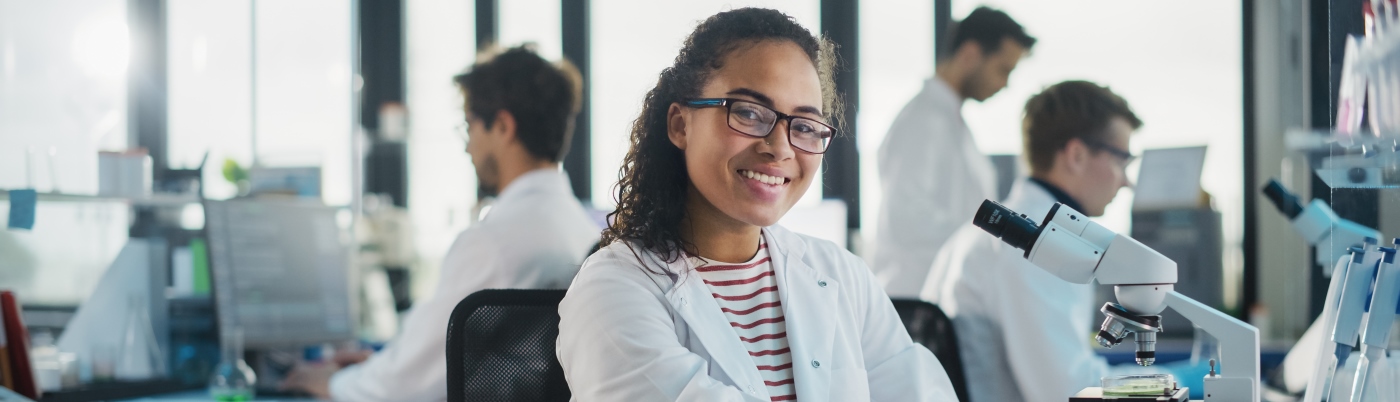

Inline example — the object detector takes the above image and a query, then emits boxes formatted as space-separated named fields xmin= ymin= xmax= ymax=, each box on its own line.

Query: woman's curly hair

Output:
xmin=600 ymin=8 xmax=842 ymax=268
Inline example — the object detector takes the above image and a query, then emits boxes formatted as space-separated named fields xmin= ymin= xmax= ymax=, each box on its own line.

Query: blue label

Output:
xmin=6 ymin=189 xmax=36 ymax=230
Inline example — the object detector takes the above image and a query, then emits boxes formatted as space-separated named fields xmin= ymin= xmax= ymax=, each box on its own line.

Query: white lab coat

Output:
xmin=921 ymin=179 xmax=1147 ymax=402
xmin=329 ymin=169 xmax=601 ymax=402
xmin=872 ymin=78 xmax=997 ymax=298
xmin=557 ymin=225 xmax=958 ymax=402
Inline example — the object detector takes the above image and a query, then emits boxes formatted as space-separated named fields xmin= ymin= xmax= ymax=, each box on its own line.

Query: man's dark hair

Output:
xmin=947 ymin=6 xmax=1036 ymax=58
xmin=454 ymin=45 xmax=583 ymax=162
xmin=1022 ymin=80 xmax=1142 ymax=175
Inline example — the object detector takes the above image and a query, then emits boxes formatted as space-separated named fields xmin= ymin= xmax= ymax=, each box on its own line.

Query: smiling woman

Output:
xmin=555 ymin=8 xmax=958 ymax=402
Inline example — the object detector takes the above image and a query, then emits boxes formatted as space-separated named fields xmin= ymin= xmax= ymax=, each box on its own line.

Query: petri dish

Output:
xmin=1101 ymin=374 xmax=1175 ymax=396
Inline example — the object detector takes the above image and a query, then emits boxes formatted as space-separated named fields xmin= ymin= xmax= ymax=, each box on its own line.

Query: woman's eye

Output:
xmin=733 ymin=108 xmax=764 ymax=122
xmin=791 ymin=121 xmax=821 ymax=134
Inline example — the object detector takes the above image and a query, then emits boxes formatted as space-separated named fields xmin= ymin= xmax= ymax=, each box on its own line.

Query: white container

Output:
xmin=98 ymin=151 xmax=152 ymax=198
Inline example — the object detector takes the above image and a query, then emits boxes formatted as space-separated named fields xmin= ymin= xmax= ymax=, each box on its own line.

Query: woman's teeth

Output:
xmin=742 ymin=170 xmax=785 ymax=185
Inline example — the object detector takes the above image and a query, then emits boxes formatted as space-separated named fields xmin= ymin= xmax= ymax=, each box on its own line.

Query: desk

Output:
xmin=118 ymin=391 xmax=319 ymax=402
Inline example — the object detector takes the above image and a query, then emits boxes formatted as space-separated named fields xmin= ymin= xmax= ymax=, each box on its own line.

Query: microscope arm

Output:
xmin=1165 ymin=291 xmax=1260 ymax=378
xmin=1165 ymin=291 xmax=1261 ymax=401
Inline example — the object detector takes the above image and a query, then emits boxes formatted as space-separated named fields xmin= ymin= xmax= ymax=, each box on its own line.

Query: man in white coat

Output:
xmin=872 ymin=7 xmax=1037 ymax=297
xmin=921 ymin=81 xmax=1214 ymax=402
xmin=280 ymin=46 xmax=602 ymax=401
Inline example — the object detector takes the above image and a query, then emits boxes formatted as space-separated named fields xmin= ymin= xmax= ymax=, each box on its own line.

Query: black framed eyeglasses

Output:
xmin=684 ymin=98 xmax=835 ymax=154
xmin=1082 ymin=139 xmax=1136 ymax=166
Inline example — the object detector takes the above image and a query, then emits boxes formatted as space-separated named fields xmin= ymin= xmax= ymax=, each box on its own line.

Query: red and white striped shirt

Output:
xmin=691 ymin=239 xmax=797 ymax=401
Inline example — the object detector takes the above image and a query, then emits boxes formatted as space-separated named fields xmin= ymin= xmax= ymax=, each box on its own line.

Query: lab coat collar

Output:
xmin=1004 ymin=178 xmax=1061 ymax=219
xmin=925 ymin=77 xmax=965 ymax=115
xmin=493 ymin=168 xmax=570 ymax=205
xmin=1027 ymin=177 xmax=1086 ymax=214
xmin=658 ymin=226 xmax=838 ymax=401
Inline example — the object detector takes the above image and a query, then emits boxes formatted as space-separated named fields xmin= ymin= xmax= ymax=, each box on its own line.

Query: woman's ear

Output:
xmin=667 ymin=103 xmax=688 ymax=150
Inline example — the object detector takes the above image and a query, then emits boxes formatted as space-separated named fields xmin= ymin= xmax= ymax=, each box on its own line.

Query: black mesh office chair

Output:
xmin=891 ymin=298 xmax=970 ymax=402
xmin=446 ymin=289 xmax=571 ymax=402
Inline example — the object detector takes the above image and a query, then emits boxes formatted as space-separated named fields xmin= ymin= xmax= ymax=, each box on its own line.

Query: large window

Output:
xmin=167 ymin=0 xmax=355 ymax=204
xmin=589 ymin=1 xmax=822 ymax=210
xmin=856 ymin=0 xmax=935 ymax=257
xmin=167 ymin=0 xmax=251 ymax=199
xmin=405 ymin=0 xmax=475 ymax=297
xmin=251 ymin=0 xmax=356 ymax=206
xmin=0 ymin=0 xmax=129 ymax=194
xmin=499 ymin=0 xmax=562 ymax=60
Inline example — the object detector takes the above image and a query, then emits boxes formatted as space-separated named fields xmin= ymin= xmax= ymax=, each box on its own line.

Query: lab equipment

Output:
xmin=97 ymin=150 xmax=153 ymax=198
xmin=1126 ymin=147 xmax=1224 ymax=338
xmin=1262 ymin=179 xmax=1392 ymax=402
xmin=1132 ymin=147 xmax=1208 ymax=211
xmin=1102 ymin=374 xmax=1175 ymax=396
xmin=1129 ymin=210 xmax=1224 ymax=338
xmin=247 ymin=167 xmax=321 ymax=198
xmin=208 ymin=328 xmax=256 ymax=401
xmin=1300 ymin=242 xmax=1383 ymax=402
xmin=116 ymin=295 xmax=166 ymax=380
xmin=55 ymin=239 xmax=171 ymax=384
xmin=1071 ymin=386 xmax=1188 ymax=402
xmin=204 ymin=199 xmax=356 ymax=347
xmin=1262 ymin=179 xmax=1383 ymax=270
xmin=1331 ymin=0 xmax=1400 ymax=137
xmin=972 ymin=200 xmax=1261 ymax=401
xmin=30 ymin=331 xmax=78 ymax=391
xmin=1348 ymin=242 xmax=1400 ymax=402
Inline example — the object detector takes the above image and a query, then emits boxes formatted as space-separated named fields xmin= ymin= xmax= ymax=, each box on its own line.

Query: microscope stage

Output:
xmin=1069 ymin=386 xmax=1188 ymax=402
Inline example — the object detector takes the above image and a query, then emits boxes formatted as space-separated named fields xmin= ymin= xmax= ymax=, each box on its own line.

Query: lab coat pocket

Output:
xmin=828 ymin=368 xmax=871 ymax=401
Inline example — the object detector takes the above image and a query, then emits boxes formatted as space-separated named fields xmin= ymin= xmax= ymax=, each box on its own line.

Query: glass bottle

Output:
xmin=209 ymin=328 xmax=257 ymax=401
xmin=116 ymin=295 xmax=167 ymax=380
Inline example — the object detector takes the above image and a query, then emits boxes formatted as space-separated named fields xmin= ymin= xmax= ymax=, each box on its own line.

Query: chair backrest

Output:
xmin=446 ymin=289 xmax=571 ymax=402
xmin=891 ymin=298 xmax=970 ymax=402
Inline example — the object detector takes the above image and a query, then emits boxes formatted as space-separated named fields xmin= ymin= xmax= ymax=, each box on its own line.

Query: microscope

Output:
xmin=1262 ymin=179 xmax=1382 ymax=272
xmin=973 ymin=200 xmax=1260 ymax=402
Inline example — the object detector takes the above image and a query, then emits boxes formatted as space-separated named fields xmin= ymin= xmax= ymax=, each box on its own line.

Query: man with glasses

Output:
xmin=917 ymin=81 xmax=1213 ymax=402
xmin=872 ymin=6 xmax=1036 ymax=298
xmin=280 ymin=45 xmax=601 ymax=401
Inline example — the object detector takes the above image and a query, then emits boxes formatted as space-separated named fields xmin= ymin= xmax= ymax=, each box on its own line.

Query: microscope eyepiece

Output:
xmin=1262 ymin=179 xmax=1305 ymax=219
xmin=972 ymin=200 xmax=1042 ymax=253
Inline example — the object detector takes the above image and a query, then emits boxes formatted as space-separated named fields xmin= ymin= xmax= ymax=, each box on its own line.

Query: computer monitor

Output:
xmin=204 ymin=199 xmax=356 ymax=347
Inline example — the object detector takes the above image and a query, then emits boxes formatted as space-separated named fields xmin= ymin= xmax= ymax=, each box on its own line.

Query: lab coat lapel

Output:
xmin=765 ymin=228 xmax=837 ymax=402
xmin=662 ymin=259 xmax=770 ymax=400
xmin=1004 ymin=178 xmax=1059 ymax=216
